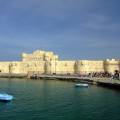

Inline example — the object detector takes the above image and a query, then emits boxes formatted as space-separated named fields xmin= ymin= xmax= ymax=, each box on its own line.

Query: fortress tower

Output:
xmin=21 ymin=50 xmax=59 ymax=62
xmin=104 ymin=59 xmax=120 ymax=74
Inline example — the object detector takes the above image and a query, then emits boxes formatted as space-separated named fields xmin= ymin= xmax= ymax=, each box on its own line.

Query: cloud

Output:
xmin=0 ymin=0 xmax=120 ymax=60
xmin=79 ymin=14 xmax=120 ymax=31
xmin=0 ymin=0 xmax=97 ymax=18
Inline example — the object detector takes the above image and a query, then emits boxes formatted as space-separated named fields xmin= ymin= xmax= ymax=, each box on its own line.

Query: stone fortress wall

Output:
xmin=0 ymin=50 xmax=119 ymax=75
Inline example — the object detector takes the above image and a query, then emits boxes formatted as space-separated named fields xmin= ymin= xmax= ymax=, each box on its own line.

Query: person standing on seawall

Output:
xmin=113 ymin=70 xmax=119 ymax=80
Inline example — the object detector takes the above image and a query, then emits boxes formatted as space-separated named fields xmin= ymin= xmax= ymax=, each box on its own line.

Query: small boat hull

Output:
xmin=0 ymin=93 xmax=13 ymax=102
xmin=0 ymin=99 xmax=12 ymax=102
xmin=75 ymin=83 xmax=89 ymax=87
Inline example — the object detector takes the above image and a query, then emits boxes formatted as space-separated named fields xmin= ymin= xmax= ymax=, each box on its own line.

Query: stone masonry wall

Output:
xmin=0 ymin=50 xmax=119 ymax=75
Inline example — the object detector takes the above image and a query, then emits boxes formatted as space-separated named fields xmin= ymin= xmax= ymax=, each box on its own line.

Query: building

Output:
xmin=0 ymin=50 xmax=119 ymax=75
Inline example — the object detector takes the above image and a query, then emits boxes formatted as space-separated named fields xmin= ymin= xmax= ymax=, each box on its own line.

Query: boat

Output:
xmin=75 ymin=83 xmax=89 ymax=87
xmin=0 ymin=93 xmax=13 ymax=102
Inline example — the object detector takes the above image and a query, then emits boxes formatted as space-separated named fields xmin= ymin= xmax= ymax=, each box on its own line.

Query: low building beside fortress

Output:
xmin=0 ymin=50 xmax=119 ymax=75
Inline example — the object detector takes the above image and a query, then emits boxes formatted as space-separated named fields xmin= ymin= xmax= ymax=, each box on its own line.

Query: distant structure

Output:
xmin=0 ymin=50 xmax=119 ymax=75
xmin=22 ymin=50 xmax=58 ymax=61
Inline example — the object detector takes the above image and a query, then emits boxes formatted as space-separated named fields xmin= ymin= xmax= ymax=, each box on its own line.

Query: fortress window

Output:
xmin=0 ymin=70 xmax=1 ymax=72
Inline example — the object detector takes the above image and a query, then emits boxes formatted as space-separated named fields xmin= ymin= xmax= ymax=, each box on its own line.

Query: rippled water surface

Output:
xmin=0 ymin=78 xmax=120 ymax=120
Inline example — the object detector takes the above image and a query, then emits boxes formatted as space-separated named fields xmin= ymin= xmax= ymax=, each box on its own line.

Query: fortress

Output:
xmin=0 ymin=50 xmax=119 ymax=75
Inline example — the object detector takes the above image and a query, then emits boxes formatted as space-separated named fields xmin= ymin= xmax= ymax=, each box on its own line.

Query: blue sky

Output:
xmin=0 ymin=0 xmax=120 ymax=61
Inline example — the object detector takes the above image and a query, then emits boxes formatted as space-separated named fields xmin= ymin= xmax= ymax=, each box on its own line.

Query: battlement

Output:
xmin=21 ymin=50 xmax=59 ymax=61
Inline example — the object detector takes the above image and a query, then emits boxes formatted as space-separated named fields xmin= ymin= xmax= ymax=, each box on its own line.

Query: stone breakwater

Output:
xmin=0 ymin=73 xmax=120 ymax=90
xmin=0 ymin=73 xmax=27 ymax=78
xmin=30 ymin=74 xmax=120 ymax=90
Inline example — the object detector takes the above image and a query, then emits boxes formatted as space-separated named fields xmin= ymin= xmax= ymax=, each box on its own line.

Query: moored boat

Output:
xmin=0 ymin=93 xmax=13 ymax=102
xmin=75 ymin=83 xmax=89 ymax=87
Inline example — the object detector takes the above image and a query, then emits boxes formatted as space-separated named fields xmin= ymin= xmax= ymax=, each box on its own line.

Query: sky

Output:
xmin=0 ymin=0 xmax=120 ymax=61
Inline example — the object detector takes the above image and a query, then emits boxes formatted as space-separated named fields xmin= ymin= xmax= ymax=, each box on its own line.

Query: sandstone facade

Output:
xmin=0 ymin=50 xmax=119 ymax=75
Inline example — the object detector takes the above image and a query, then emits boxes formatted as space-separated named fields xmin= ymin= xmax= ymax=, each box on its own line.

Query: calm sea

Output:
xmin=0 ymin=78 xmax=120 ymax=120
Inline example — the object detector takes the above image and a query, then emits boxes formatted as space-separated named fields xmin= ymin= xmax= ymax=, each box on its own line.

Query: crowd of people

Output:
xmin=88 ymin=72 xmax=112 ymax=78
xmin=87 ymin=70 xmax=120 ymax=80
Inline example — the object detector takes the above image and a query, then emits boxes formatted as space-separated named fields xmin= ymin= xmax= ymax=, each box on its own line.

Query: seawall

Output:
xmin=0 ymin=73 xmax=120 ymax=90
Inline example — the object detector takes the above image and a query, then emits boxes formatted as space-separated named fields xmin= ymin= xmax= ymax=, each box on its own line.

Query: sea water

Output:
xmin=0 ymin=78 xmax=120 ymax=120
